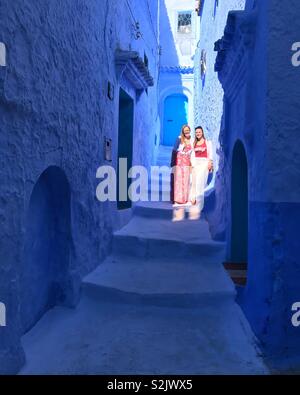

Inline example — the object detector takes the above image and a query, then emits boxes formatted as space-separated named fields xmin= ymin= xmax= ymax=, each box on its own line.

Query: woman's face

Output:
xmin=183 ymin=127 xmax=191 ymax=139
xmin=195 ymin=128 xmax=203 ymax=139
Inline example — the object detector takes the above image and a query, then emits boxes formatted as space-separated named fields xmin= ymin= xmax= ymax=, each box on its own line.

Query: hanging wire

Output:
xmin=144 ymin=0 xmax=160 ymax=47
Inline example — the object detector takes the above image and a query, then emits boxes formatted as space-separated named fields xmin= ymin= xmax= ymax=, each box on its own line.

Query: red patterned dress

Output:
xmin=174 ymin=142 xmax=192 ymax=204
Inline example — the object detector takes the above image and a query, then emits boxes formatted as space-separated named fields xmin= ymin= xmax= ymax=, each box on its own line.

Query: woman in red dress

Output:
xmin=173 ymin=124 xmax=193 ymax=205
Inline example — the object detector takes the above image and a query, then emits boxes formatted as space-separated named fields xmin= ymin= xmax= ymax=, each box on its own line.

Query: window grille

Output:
xmin=177 ymin=12 xmax=192 ymax=34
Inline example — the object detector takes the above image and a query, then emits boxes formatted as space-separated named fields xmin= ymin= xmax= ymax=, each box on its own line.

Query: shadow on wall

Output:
xmin=21 ymin=166 xmax=74 ymax=334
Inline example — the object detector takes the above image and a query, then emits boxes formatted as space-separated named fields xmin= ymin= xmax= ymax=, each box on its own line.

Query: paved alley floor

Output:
xmin=20 ymin=201 xmax=268 ymax=375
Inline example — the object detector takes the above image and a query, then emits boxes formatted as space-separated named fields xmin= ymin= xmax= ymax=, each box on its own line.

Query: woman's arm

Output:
xmin=206 ymin=140 xmax=213 ymax=161
xmin=206 ymin=140 xmax=214 ymax=171
xmin=173 ymin=137 xmax=181 ymax=152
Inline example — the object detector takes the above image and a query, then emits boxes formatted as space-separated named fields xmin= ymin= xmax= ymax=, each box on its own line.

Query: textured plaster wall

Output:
xmin=210 ymin=0 xmax=300 ymax=369
xmin=194 ymin=0 xmax=245 ymax=141
xmin=241 ymin=0 xmax=300 ymax=369
xmin=193 ymin=0 xmax=246 ymax=239
xmin=0 ymin=0 xmax=160 ymax=373
xmin=265 ymin=0 xmax=300 ymax=203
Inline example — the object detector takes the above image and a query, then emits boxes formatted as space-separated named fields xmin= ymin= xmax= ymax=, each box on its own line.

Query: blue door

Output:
xmin=162 ymin=94 xmax=188 ymax=146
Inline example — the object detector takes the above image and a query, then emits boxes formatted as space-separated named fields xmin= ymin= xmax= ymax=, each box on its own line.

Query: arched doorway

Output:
xmin=230 ymin=140 xmax=248 ymax=285
xmin=162 ymin=94 xmax=188 ymax=146
xmin=21 ymin=166 xmax=71 ymax=333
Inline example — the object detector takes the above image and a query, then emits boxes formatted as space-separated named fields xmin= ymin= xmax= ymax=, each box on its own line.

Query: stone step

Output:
xmin=133 ymin=202 xmax=204 ymax=219
xmin=83 ymin=255 xmax=236 ymax=308
xmin=156 ymin=163 xmax=171 ymax=168
xmin=133 ymin=202 xmax=173 ymax=219
xmin=139 ymin=175 xmax=172 ymax=199
xmin=141 ymin=187 xmax=171 ymax=197
xmin=113 ymin=233 xmax=226 ymax=259
xmin=112 ymin=215 xmax=226 ymax=259
xmin=156 ymin=154 xmax=172 ymax=159
xmin=156 ymin=153 xmax=171 ymax=159
xmin=157 ymin=145 xmax=173 ymax=153
xmin=133 ymin=172 xmax=171 ymax=191
xmin=155 ymin=146 xmax=173 ymax=166
xmin=156 ymin=153 xmax=172 ymax=158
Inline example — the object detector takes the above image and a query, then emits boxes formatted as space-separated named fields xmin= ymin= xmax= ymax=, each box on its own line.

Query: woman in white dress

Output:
xmin=190 ymin=126 xmax=213 ymax=217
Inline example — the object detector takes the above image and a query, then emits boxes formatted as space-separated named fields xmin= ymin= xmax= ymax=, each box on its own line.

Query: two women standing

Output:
xmin=172 ymin=124 xmax=213 ymax=219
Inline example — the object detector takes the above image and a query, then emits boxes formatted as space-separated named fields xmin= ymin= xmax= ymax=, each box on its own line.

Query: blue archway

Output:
xmin=231 ymin=140 xmax=248 ymax=265
xmin=21 ymin=166 xmax=71 ymax=333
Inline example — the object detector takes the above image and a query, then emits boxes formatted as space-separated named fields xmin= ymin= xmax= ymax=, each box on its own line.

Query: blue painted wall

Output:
xmin=212 ymin=0 xmax=300 ymax=370
xmin=0 ymin=0 xmax=160 ymax=373
xmin=1 ymin=0 xmax=299 ymax=374
xmin=243 ymin=0 xmax=300 ymax=370
xmin=193 ymin=0 xmax=246 ymax=239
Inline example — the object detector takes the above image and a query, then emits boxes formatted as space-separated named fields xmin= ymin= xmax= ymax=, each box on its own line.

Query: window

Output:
xmin=177 ymin=11 xmax=192 ymax=34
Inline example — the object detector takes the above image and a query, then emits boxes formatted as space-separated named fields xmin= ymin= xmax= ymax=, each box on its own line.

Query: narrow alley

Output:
xmin=20 ymin=146 xmax=267 ymax=375
xmin=1 ymin=0 xmax=300 ymax=376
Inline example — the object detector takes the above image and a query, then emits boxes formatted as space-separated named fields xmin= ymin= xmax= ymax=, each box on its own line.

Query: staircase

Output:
xmin=20 ymin=145 xmax=267 ymax=375
xmin=84 ymin=205 xmax=232 ymax=308
xmin=155 ymin=145 xmax=173 ymax=167
xmin=81 ymin=145 xmax=267 ymax=374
